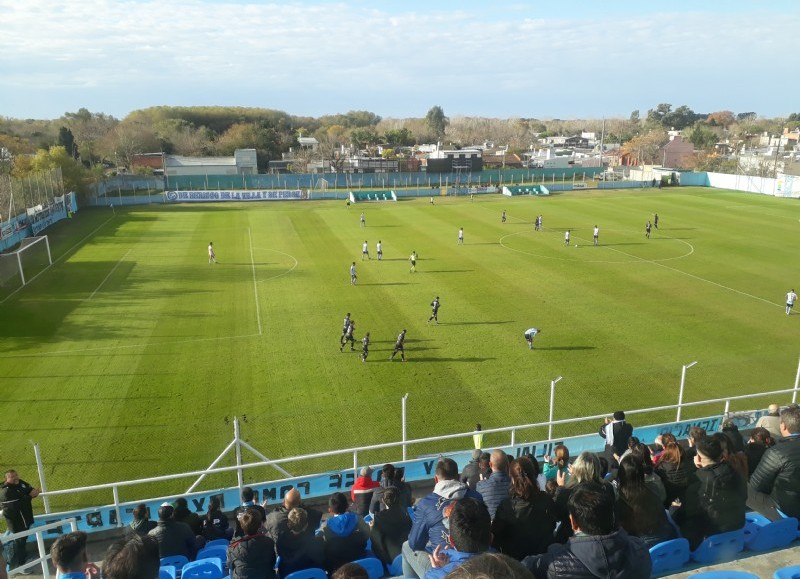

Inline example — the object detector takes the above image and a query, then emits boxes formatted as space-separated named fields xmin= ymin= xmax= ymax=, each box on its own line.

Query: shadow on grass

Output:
xmin=533 ymin=346 xmax=595 ymax=351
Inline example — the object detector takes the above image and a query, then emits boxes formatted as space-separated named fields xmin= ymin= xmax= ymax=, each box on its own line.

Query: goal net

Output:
xmin=0 ymin=235 xmax=52 ymax=300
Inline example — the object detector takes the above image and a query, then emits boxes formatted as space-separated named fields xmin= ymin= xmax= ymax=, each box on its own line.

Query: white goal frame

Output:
xmin=1 ymin=235 xmax=52 ymax=286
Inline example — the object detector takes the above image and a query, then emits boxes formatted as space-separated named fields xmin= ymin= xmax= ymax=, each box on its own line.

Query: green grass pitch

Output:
xmin=1 ymin=186 xmax=798 ymax=510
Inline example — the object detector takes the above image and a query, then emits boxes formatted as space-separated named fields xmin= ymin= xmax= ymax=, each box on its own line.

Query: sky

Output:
xmin=1 ymin=0 xmax=799 ymax=121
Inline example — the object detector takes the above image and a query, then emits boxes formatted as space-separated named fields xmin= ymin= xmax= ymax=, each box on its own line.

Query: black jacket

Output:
xmin=201 ymin=509 xmax=230 ymax=540
xmin=749 ymin=434 xmax=800 ymax=518
xmin=655 ymin=455 xmax=696 ymax=505
xmin=148 ymin=520 xmax=197 ymax=559
xmin=370 ymin=504 xmax=413 ymax=565
xmin=614 ymin=488 xmax=678 ymax=548
xmin=368 ymin=479 xmax=413 ymax=516
xmin=491 ymin=493 xmax=557 ymax=559
xmin=599 ymin=421 xmax=633 ymax=457
xmin=262 ymin=504 xmax=322 ymax=543
xmin=522 ymin=528 xmax=652 ymax=579
xmin=174 ymin=506 xmax=203 ymax=536
xmin=0 ymin=479 xmax=36 ymax=529
xmin=232 ymin=504 xmax=267 ymax=539
xmin=129 ymin=519 xmax=157 ymax=536
xmin=460 ymin=460 xmax=481 ymax=490
xmin=276 ymin=531 xmax=324 ymax=577
xmin=226 ymin=533 xmax=276 ymax=579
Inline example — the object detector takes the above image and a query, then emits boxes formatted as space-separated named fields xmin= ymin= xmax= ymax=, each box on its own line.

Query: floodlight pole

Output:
xmin=676 ymin=361 xmax=698 ymax=422
xmin=548 ymin=376 xmax=563 ymax=441
xmin=401 ymin=393 xmax=409 ymax=461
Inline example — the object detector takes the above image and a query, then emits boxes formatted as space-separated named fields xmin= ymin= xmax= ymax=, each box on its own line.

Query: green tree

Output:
xmin=425 ymin=106 xmax=449 ymax=140
xmin=16 ymin=146 xmax=90 ymax=195
xmin=383 ymin=128 xmax=415 ymax=147
xmin=57 ymin=127 xmax=78 ymax=159
xmin=350 ymin=128 xmax=379 ymax=150
xmin=688 ymin=124 xmax=718 ymax=150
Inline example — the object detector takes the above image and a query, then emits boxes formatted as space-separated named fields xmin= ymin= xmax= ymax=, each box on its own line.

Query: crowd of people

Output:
xmin=3 ymin=404 xmax=799 ymax=579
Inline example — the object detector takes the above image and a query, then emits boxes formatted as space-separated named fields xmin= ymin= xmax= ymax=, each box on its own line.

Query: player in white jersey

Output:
xmin=524 ymin=328 xmax=541 ymax=349
xmin=787 ymin=289 xmax=798 ymax=315
xmin=361 ymin=332 xmax=370 ymax=362
xmin=350 ymin=262 xmax=357 ymax=285
xmin=458 ymin=227 xmax=464 ymax=245
xmin=593 ymin=225 xmax=599 ymax=246
xmin=409 ymin=251 xmax=417 ymax=273
xmin=340 ymin=313 xmax=351 ymax=347
xmin=362 ymin=241 xmax=370 ymax=260
xmin=360 ymin=212 xmax=365 ymax=227
xmin=208 ymin=242 xmax=216 ymax=264
xmin=341 ymin=320 xmax=356 ymax=352
xmin=564 ymin=230 xmax=570 ymax=246
xmin=376 ymin=240 xmax=383 ymax=260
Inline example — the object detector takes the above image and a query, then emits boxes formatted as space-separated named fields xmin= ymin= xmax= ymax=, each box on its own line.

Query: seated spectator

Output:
xmin=522 ymin=482 xmax=651 ymax=579
xmin=320 ymin=492 xmax=369 ymax=574
xmin=331 ymin=562 xmax=369 ymax=579
xmin=748 ymin=406 xmax=800 ymax=520
xmin=684 ymin=426 xmax=707 ymax=463
xmin=351 ymin=466 xmax=380 ymax=517
xmin=655 ymin=435 xmax=695 ymax=505
xmin=129 ymin=504 xmax=156 ymax=536
xmin=721 ymin=419 xmax=745 ymax=453
xmin=402 ymin=457 xmax=483 ymax=579
xmin=628 ymin=442 xmax=666 ymax=505
xmin=226 ymin=508 xmax=276 ymax=579
xmin=232 ymin=487 xmax=266 ymax=539
xmin=370 ymin=487 xmax=413 ymax=566
xmin=426 ymin=498 xmax=492 ymax=579
xmin=491 ymin=456 xmax=557 ymax=559
xmin=103 ymin=534 xmax=160 ymax=579
xmin=370 ymin=463 xmax=412 ymax=515
xmin=173 ymin=498 xmax=203 ymax=537
xmin=51 ymin=531 xmax=92 ymax=579
xmin=459 ymin=450 xmax=483 ymax=491
xmin=755 ymin=404 xmax=782 ymax=439
xmin=673 ymin=436 xmax=747 ymax=549
xmin=713 ymin=432 xmax=749 ymax=482
xmin=148 ymin=503 xmax=197 ymax=560
xmin=599 ymin=411 xmax=633 ymax=464
xmin=444 ymin=552 xmax=534 ymax=579
xmin=553 ymin=452 xmax=615 ymax=543
xmin=275 ymin=508 xmax=324 ymax=578
xmin=614 ymin=455 xmax=677 ymax=548
xmin=264 ymin=488 xmax=322 ymax=543
xmin=744 ymin=427 xmax=775 ymax=477
xmin=476 ymin=449 xmax=510 ymax=519
xmin=543 ymin=445 xmax=569 ymax=483
xmin=201 ymin=496 xmax=231 ymax=540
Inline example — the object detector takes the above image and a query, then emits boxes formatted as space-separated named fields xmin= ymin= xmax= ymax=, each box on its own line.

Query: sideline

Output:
xmin=248 ymin=228 xmax=263 ymax=336
xmin=86 ymin=248 xmax=132 ymax=301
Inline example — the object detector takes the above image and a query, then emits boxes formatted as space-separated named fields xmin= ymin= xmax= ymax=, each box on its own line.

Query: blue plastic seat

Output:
xmin=691 ymin=528 xmax=745 ymax=564
xmin=159 ymin=566 xmax=177 ymax=579
xmin=744 ymin=513 xmax=798 ymax=551
xmin=690 ymin=573 xmax=759 ymax=579
xmin=774 ymin=564 xmax=800 ymax=579
xmin=204 ymin=539 xmax=229 ymax=548
xmin=182 ymin=558 xmax=224 ymax=579
xmin=388 ymin=553 xmax=403 ymax=577
xmin=283 ymin=569 xmax=327 ymax=579
xmin=196 ymin=546 xmax=227 ymax=568
xmin=160 ymin=556 xmax=190 ymax=573
xmin=352 ymin=557 xmax=384 ymax=579
xmin=649 ymin=538 xmax=690 ymax=576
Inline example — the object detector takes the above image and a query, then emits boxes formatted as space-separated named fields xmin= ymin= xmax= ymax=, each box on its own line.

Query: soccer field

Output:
xmin=1 ymin=187 xmax=798 ymax=511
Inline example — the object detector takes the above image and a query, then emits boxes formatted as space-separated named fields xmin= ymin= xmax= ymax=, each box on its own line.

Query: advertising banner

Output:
xmin=166 ymin=190 xmax=303 ymax=202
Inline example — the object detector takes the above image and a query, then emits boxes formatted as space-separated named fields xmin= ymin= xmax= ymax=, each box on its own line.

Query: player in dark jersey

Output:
xmin=361 ymin=332 xmax=370 ymax=362
xmin=501 ymin=210 xmax=507 ymax=223
xmin=340 ymin=320 xmax=356 ymax=352
xmin=389 ymin=329 xmax=406 ymax=362
xmin=427 ymin=297 xmax=440 ymax=325
xmin=645 ymin=221 xmax=652 ymax=239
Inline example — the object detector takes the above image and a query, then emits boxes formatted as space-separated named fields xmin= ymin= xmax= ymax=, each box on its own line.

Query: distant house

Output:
xmin=659 ymin=136 xmax=694 ymax=168
xmin=482 ymin=150 xmax=522 ymax=169
xmin=164 ymin=149 xmax=257 ymax=176
xmin=298 ymin=137 xmax=319 ymax=150
xmin=131 ymin=153 xmax=165 ymax=174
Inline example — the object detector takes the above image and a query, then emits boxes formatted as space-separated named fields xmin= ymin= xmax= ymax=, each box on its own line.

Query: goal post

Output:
xmin=0 ymin=235 xmax=52 ymax=298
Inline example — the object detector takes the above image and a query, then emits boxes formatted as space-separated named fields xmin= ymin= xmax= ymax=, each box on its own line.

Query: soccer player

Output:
xmin=430 ymin=196 xmax=435 ymax=205
xmin=361 ymin=332 xmax=370 ymax=362
xmin=389 ymin=329 xmax=406 ymax=362
xmin=409 ymin=250 xmax=417 ymax=273
xmin=787 ymin=289 xmax=798 ymax=315
xmin=427 ymin=296 xmax=440 ymax=325
xmin=341 ymin=320 xmax=356 ymax=352
xmin=593 ymin=225 xmax=599 ymax=246
xmin=502 ymin=210 xmax=507 ymax=223
xmin=654 ymin=213 xmax=659 ymax=229
xmin=458 ymin=227 xmax=464 ymax=245
xmin=340 ymin=313 xmax=351 ymax=347
xmin=564 ymin=230 xmax=570 ymax=246
xmin=350 ymin=262 xmax=357 ymax=285
xmin=535 ymin=215 xmax=541 ymax=231
xmin=645 ymin=221 xmax=652 ymax=238
xmin=524 ymin=327 xmax=541 ymax=349
xmin=208 ymin=242 xmax=216 ymax=265
xmin=362 ymin=240 xmax=370 ymax=260
xmin=360 ymin=212 xmax=366 ymax=227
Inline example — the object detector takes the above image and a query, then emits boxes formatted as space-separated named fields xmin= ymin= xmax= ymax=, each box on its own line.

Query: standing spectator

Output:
xmin=543 ymin=445 xmax=570 ymax=483
xmin=103 ymin=534 xmax=160 ymax=579
xmin=475 ymin=450 xmax=510 ymax=519
xmin=264 ymin=488 xmax=322 ymax=543
xmin=275 ymin=508 xmax=324 ymax=578
xmin=756 ymin=404 xmax=783 ymax=439
xmin=0 ymin=469 xmax=40 ymax=570
xmin=148 ymin=503 xmax=197 ymax=560
xmin=51 ymin=531 xmax=91 ymax=579
xmin=744 ymin=427 xmax=775 ymax=477
xmin=173 ymin=498 xmax=203 ymax=537
xmin=614 ymin=456 xmax=677 ymax=547
xmin=522 ymin=483 xmax=652 ymax=579
xmin=599 ymin=411 xmax=633 ymax=464
xmin=673 ymin=436 xmax=747 ymax=549
xmin=747 ymin=406 xmax=800 ymax=519
xmin=370 ymin=488 xmax=412 ymax=567
xmin=201 ymin=496 xmax=231 ymax=541
xmin=459 ymin=450 xmax=483 ymax=491
xmin=320 ymin=492 xmax=369 ymax=574
xmin=232 ymin=487 xmax=266 ymax=539
xmin=129 ymin=504 xmax=157 ymax=537
xmin=655 ymin=436 xmax=695 ymax=505
xmin=351 ymin=466 xmax=380 ymax=517
xmin=226 ymin=508 xmax=276 ymax=579
xmin=426 ymin=498 xmax=492 ymax=579
xmin=370 ymin=464 xmax=412 ymax=515
xmin=491 ymin=456 xmax=557 ymax=559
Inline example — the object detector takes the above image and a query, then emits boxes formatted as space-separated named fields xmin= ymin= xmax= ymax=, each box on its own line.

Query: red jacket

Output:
xmin=351 ymin=475 xmax=380 ymax=515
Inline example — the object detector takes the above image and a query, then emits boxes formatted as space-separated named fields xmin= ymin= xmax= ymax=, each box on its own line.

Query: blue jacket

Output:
xmin=407 ymin=480 xmax=483 ymax=552
xmin=423 ymin=549 xmax=479 ymax=579
xmin=476 ymin=471 xmax=510 ymax=519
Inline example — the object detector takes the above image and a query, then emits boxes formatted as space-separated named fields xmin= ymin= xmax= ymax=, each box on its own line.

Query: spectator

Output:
xmin=627 ymin=442 xmax=667 ymax=505
xmin=721 ymin=420 xmax=745 ymax=453
xmin=232 ymin=487 xmax=266 ymax=539
xmin=685 ymin=426 xmax=707 ymax=463
xmin=652 ymin=433 xmax=676 ymax=466
xmin=614 ymin=455 xmax=677 ymax=547
xmin=0 ymin=469 xmax=41 ymax=570
xmin=459 ymin=450 xmax=483 ymax=491
xmin=226 ymin=508 xmax=276 ymax=579
xmin=351 ymin=466 xmax=380 ymax=517
xmin=744 ymin=427 xmax=775 ymax=477
xmin=491 ymin=456 xmax=557 ymax=559
xmin=522 ymin=482 xmax=652 ymax=579
xmin=148 ymin=503 xmax=197 ymax=560
xmin=655 ymin=435 xmax=695 ymax=505
xmin=173 ymin=498 xmax=203 ymax=537
xmin=370 ymin=464 xmax=412 ymax=515
xmin=51 ymin=531 xmax=91 ymax=579
xmin=472 ymin=424 xmax=483 ymax=451
xmin=475 ymin=449 xmax=510 ymax=519
xmin=370 ymin=487 xmax=413 ymax=566
xmin=320 ymin=492 xmax=369 ymax=574
xmin=747 ymin=406 xmax=800 ymax=519
xmin=129 ymin=504 xmax=157 ymax=537
xmin=201 ymin=496 xmax=231 ymax=540
xmin=673 ymin=436 xmax=747 ymax=549
xmin=103 ymin=534 xmax=160 ymax=579
xmin=331 ymin=562 xmax=369 ymax=579
xmin=275 ymin=508 xmax=324 ymax=578
xmin=553 ymin=452 xmax=615 ymax=543
xmin=713 ymin=432 xmax=749 ymax=482
xmin=477 ymin=453 xmax=491 ymax=483
xmin=402 ymin=458 xmax=483 ymax=579
xmin=264 ymin=488 xmax=322 ymax=543
xmin=543 ymin=445 xmax=569 ymax=483
xmin=755 ymin=404 xmax=782 ymax=439
xmin=443 ymin=552 xmax=534 ymax=579
xmin=426 ymin=498 xmax=492 ymax=579
xmin=599 ymin=411 xmax=633 ymax=464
